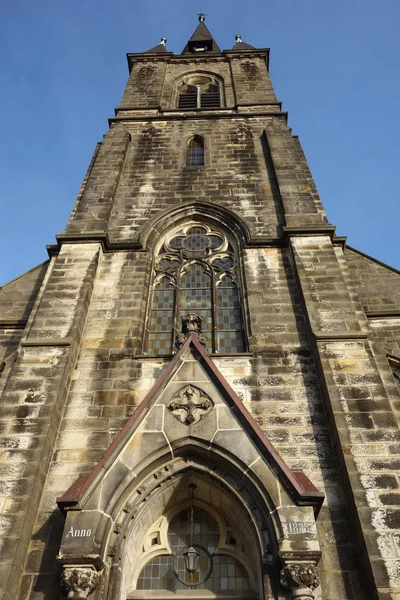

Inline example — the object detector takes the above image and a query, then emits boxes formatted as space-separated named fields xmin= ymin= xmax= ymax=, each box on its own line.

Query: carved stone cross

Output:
xmin=167 ymin=385 xmax=213 ymax=425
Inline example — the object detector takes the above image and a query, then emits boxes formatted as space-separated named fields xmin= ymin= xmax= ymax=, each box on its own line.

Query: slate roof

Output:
xmin=232 ymin=40 xmax=255 ymax=51
xmin=181 ymin=18 xmax=222 ymax=54
xmin=145 ymin=38 xmax=168 ymax=54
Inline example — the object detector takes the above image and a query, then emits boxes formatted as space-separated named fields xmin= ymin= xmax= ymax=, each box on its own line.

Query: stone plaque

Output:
xmin=288 ymin=521 xmax=316 ymax=534
xmin=59 ymin=511 xmax=101 ymax=557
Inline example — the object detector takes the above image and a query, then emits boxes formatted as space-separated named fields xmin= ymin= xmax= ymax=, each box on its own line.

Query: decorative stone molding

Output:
xmin=280 ymin=563 xmax=320 ymax=599
xmin=167 ymin=385 xmax=213 ymax=425
xmin=61 ymin=566 xmax=100 ymax=599
xmin=176 ymin=313 xmax=208 ymax=350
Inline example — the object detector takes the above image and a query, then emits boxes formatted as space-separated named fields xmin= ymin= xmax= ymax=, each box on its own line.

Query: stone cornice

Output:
xmin=48 ymin=230 xmax=351 ymax=258
xmin=366 ymin=310 xmax=400 ymax=319
xmin=0 ymin=319 xmax=27 ymax=329
xmin=108 ymin=109 xmax=288 ymax=125
xmin=126 ymin=48 xmax=270 ymax=72
xmin=21 ymin=338 xmax=72 ymax=347
xmin=114 ymin=101 xmax=283 ymax=116
xmin=284 ymin=225 xmax=337 ymax=239
xmin=48 ymin=232 xmax=288 ymax=257
xmin=313 ymin=331 xmax=369 ymax=341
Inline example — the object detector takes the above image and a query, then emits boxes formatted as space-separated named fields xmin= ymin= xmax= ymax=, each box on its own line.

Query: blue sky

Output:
xmin=0 ymin=0 xmax=399 ymax=286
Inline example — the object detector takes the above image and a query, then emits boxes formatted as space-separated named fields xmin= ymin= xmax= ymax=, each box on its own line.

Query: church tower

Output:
xmin=1 ymin=16 xmax=400 ymax=600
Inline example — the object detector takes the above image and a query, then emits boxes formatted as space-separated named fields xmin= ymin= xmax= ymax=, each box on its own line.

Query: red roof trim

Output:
xmin=57 ymin=334 xmax=324 ymax=511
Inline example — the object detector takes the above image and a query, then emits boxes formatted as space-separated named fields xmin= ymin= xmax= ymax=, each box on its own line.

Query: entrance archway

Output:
xmin=102 ymin=450 xmax=280 ymax=600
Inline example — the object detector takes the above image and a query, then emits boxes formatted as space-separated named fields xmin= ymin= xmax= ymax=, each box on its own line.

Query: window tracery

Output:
xmin=146 ymin=224 xmax=245 ymax=356
xmin=136 ymin=507 xmax=252 ymax=591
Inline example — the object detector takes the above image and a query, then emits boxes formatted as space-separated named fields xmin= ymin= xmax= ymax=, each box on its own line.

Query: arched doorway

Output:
xmin=103 ymin=458 xmax=279 ymax=600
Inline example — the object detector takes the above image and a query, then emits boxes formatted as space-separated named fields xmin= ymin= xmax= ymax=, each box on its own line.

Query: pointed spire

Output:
xmin=145 ymin=37 xmax=168 ymax=54
xmin=181 ymin=14 xmax=221 ymax=54
xmin=232 ymin=33 xmax=255 ymax=51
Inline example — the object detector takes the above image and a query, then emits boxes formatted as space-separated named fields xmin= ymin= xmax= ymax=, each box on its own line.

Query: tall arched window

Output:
xmin=178 ymin=75 xmax=221 ymax=109
xmin=146 ymin=224 xmax=245 ymax=355
xmin=187 ymin=136 xmax=205 ymax=166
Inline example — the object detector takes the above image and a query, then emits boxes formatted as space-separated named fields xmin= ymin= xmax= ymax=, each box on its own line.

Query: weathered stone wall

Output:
xmin=0 ymin=263 xmax=48 ymax=323
xmin=292 ymin=237 xmax=400 ymax=599
xmin=229 ymin=54 xmax=277 ymax=105
xmin=65 ymin=125 xmax=131 ymax=235
xmin=65 ymin=112 xmax=331 ymax=248
xmin=108 ymin=117 xmax=284 ymax=242
xmin=346 ymin=249 xmax=400 ymax=313
xmin=120 ymin=60 xmax=169 ymax=108
xmin=120 ymin=53 xmax=276 ymax=111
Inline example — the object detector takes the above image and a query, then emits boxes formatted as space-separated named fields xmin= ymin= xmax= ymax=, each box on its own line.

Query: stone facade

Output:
xmin=1 ymin=17 xmax=400 ymax=600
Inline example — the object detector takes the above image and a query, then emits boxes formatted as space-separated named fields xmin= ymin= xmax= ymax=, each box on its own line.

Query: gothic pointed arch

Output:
xmin=139 ymin=200 xmax=251 ymax=251
xmin=145 ymin=221 xmax=247 ymax=355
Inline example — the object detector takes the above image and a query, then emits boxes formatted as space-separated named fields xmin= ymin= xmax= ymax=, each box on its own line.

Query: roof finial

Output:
xmin=235 ymin=34 xmax=242 ymax=42
xmin=198 ymin=12 xmax=206 ymax=22
xmin=160 ymin=37 xmax=167 ymax=46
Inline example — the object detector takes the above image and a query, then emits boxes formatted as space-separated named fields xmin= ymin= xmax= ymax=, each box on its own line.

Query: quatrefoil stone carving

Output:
xmin=166 ymin=386 xmax=213 ymax=425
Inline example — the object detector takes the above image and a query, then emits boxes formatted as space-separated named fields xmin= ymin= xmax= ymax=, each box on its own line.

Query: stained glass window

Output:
xmin=217 ymin=276 xmax=244 ymax=353
xmin=136 ymin=507 xmax=251 ymax=591
xmin=147 ymin=276 xmax=176 ymax=355
xmin=146 ymin=224 xmax=245 ymax=355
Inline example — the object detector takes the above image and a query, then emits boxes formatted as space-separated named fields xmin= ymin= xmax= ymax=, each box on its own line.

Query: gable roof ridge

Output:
xmin=57 ymin=334 xmax=323 ymax=512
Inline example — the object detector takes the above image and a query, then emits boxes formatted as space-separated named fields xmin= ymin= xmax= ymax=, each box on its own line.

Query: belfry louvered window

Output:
xmin=178 ymin=75 xmax=221 ymax=109
xmin=187 ymin=136 xmax=205 ymax=166
xmin=146 ymin=224 xmax=245 ymax=355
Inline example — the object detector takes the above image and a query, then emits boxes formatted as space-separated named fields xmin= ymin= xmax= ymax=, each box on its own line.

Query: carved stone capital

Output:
xmin=61 ymin=566 xmax=100 ymax=599
xmin=280 ymin=563 xmax=320 ymax=599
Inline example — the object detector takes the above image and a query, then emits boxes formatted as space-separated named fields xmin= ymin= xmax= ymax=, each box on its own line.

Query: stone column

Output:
xmin=280 ymin=563 xmax=320 ymax=599
xmin=61 ymin=565 xmax=100 ymax=600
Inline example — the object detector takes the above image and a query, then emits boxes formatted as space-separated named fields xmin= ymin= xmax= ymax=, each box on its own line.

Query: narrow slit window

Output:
xmin=187 ymin=136 xmax=204 ymax=167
